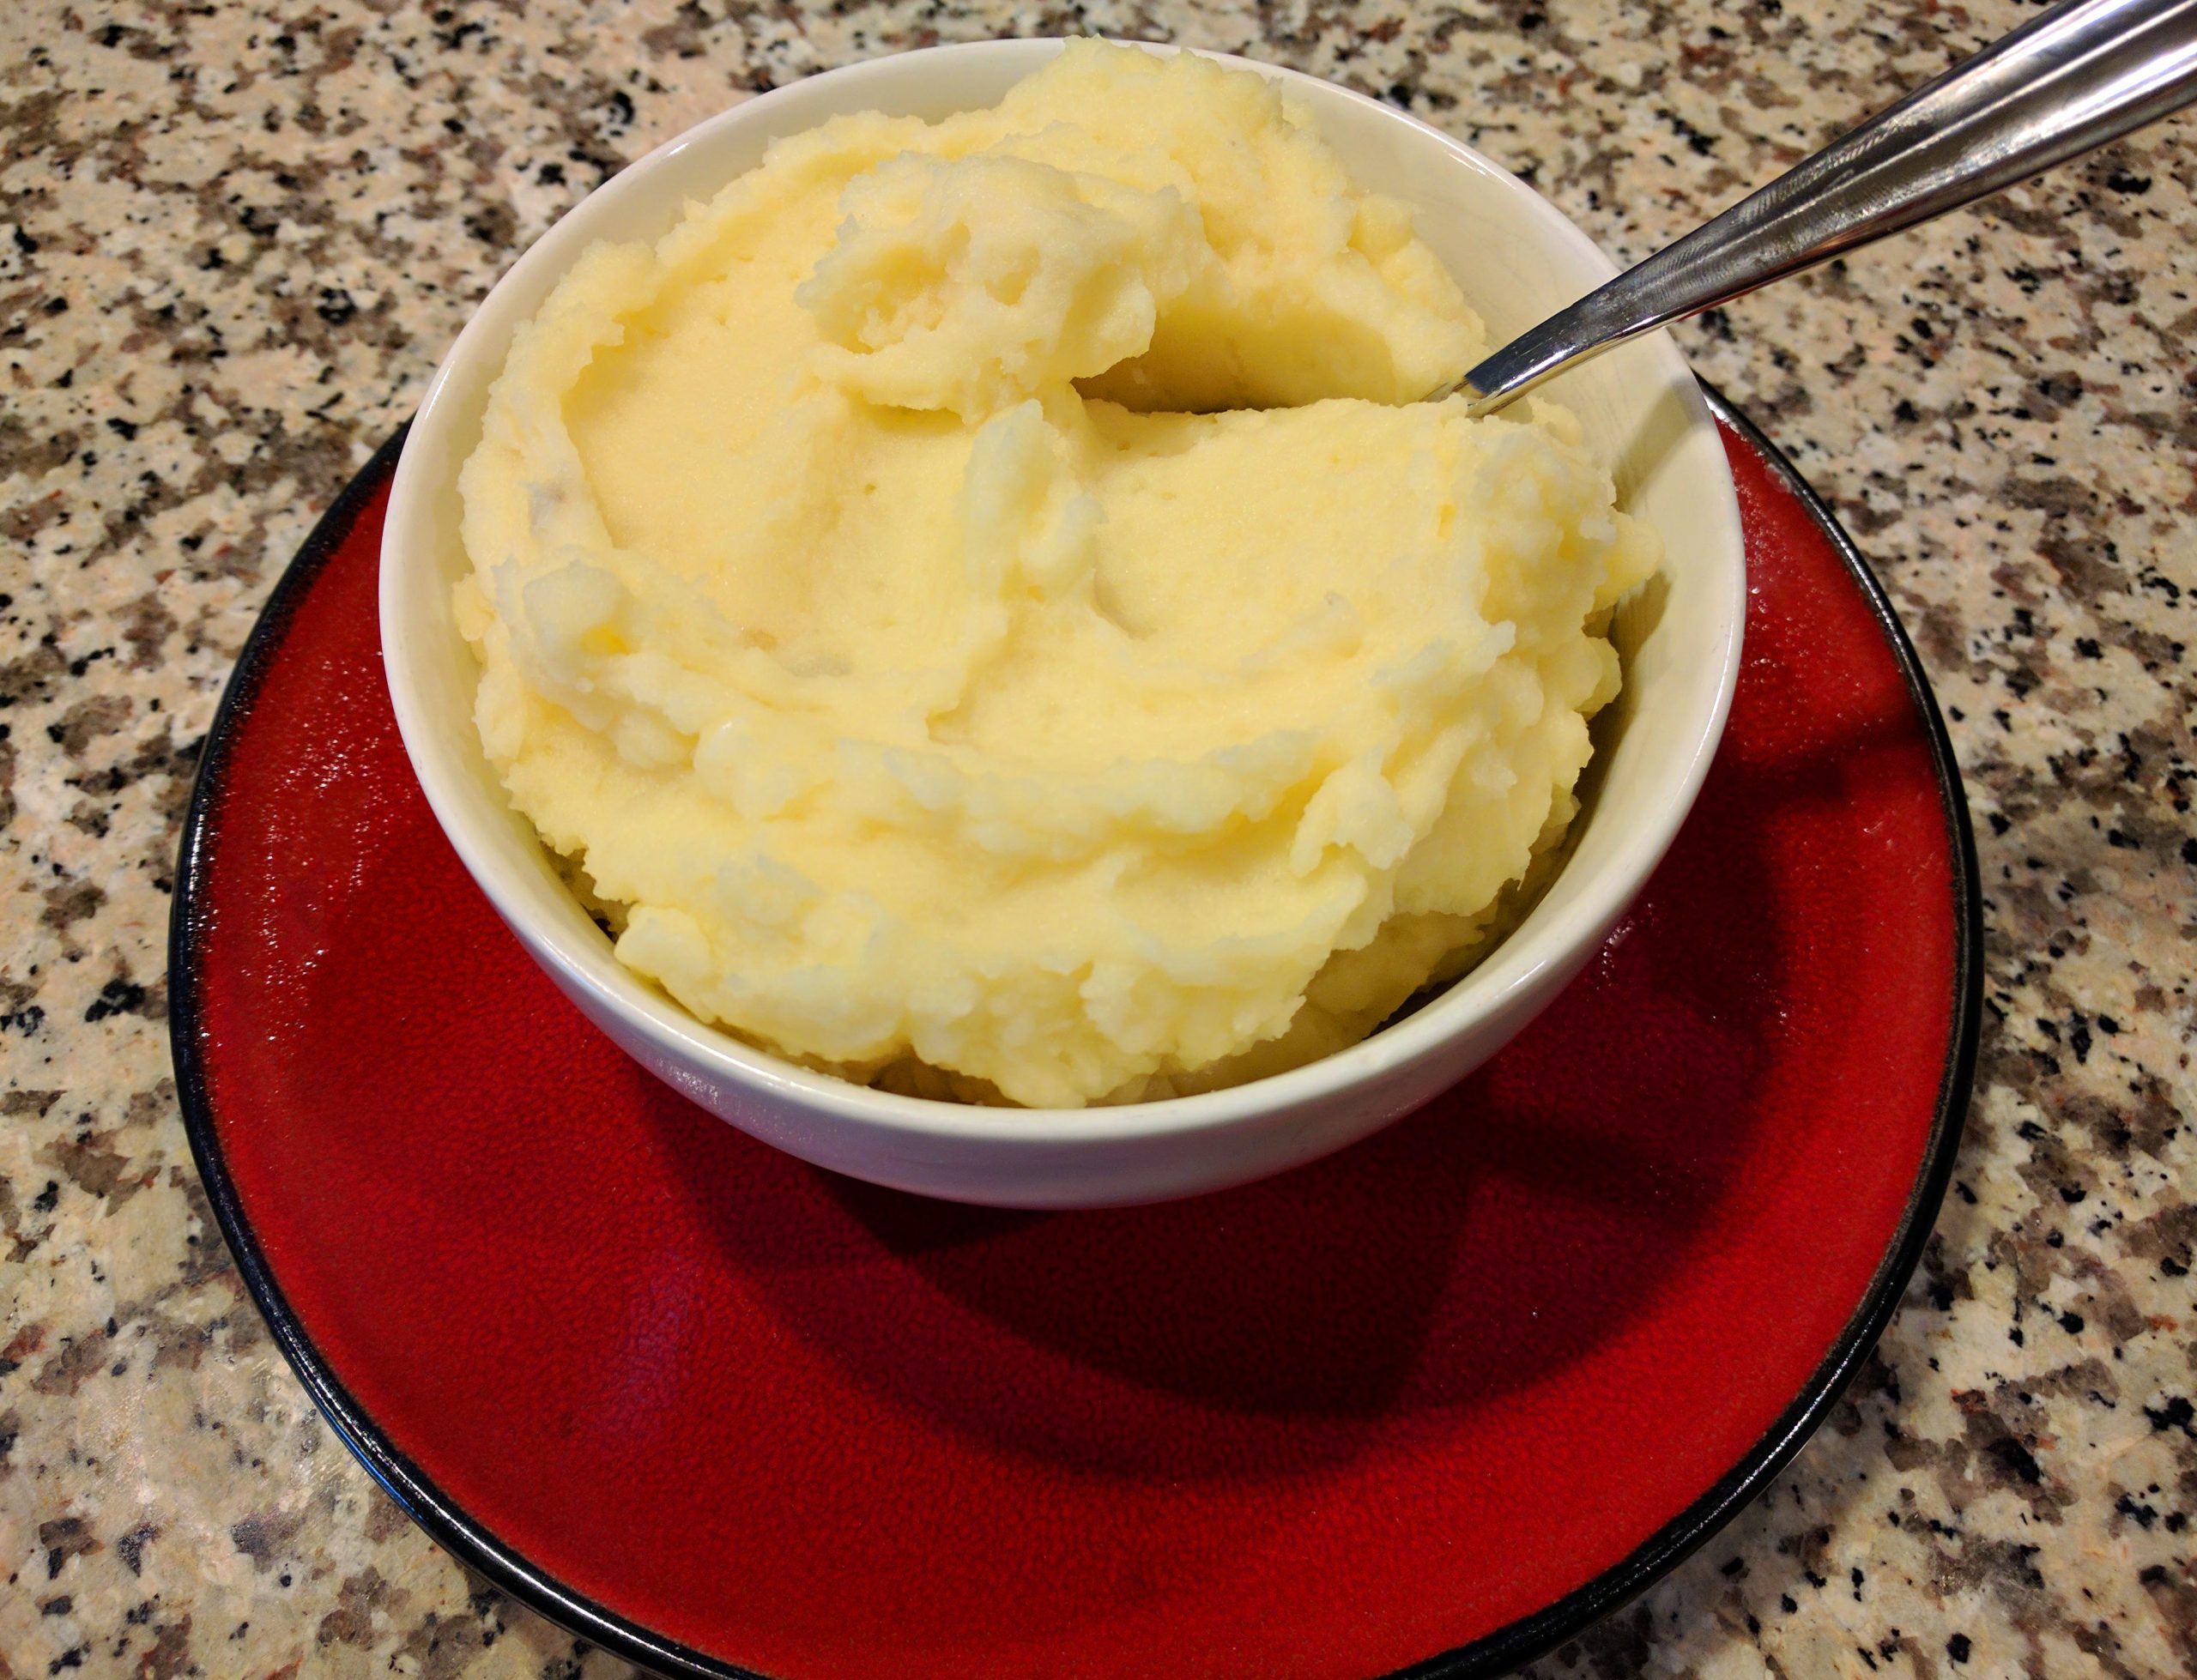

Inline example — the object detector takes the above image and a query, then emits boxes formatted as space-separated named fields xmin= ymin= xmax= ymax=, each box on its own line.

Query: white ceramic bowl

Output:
xmin=381 ymin=38 xmax=1745 ymax=1209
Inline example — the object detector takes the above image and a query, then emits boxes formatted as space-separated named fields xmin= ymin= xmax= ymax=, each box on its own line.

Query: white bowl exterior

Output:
xmin=381 ymin=39 xmax=1744 ymax=1208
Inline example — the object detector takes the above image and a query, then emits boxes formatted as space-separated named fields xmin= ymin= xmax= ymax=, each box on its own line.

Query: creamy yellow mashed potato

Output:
xmin=457 ymin=41 xmax=1657 ymax=1108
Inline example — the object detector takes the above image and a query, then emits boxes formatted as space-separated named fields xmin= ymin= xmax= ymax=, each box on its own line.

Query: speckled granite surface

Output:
xmin=2 ymin=1 xmax=2191 ymax=1675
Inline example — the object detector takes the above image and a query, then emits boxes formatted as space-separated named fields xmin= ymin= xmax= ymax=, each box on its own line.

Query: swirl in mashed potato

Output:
xmin=456 ymin=41 xmax=1658 ymax=1108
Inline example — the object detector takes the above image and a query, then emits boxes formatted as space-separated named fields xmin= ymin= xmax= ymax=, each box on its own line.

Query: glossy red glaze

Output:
xmin=185 ymin=423 xmax=1962 ymax=1679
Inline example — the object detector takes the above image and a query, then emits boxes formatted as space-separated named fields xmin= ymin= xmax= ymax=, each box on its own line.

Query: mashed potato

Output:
xmin=456 ymin=41 xmax=1658 ymax=1108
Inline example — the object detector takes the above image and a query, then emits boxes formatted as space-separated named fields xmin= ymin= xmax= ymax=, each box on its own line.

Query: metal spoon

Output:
xmin=1441 ymin=0 xmax=2197 ymax=417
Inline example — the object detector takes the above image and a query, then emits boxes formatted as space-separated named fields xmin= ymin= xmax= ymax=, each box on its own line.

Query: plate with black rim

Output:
xmin=171 ymin=386 xmax=1977 ymax=1680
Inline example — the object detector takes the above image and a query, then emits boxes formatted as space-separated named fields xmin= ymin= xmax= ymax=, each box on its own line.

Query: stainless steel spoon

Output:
xmin=1442 ymin=0 xmax=2197 ymax=416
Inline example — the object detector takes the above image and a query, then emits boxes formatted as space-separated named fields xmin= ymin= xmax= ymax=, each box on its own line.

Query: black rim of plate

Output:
xmin=170 ymin=386 xmax=1982 ymax=1680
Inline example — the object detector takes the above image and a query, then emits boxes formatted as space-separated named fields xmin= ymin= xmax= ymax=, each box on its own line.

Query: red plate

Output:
xmin=172 ymin=389 xmax=1978 ymax=1680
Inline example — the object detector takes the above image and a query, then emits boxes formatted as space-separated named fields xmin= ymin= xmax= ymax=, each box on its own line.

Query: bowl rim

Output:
xmin=379 ymin=35 xmax=1746 ymax=1140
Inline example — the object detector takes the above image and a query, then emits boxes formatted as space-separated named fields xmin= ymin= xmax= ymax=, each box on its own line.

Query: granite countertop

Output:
xmin=3 ymin=0 xmax=2192 ymax=1675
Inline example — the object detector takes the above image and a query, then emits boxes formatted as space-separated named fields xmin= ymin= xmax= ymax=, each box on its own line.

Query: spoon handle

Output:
xmin=1452 ymin=0 xmax=2197 ymax=416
